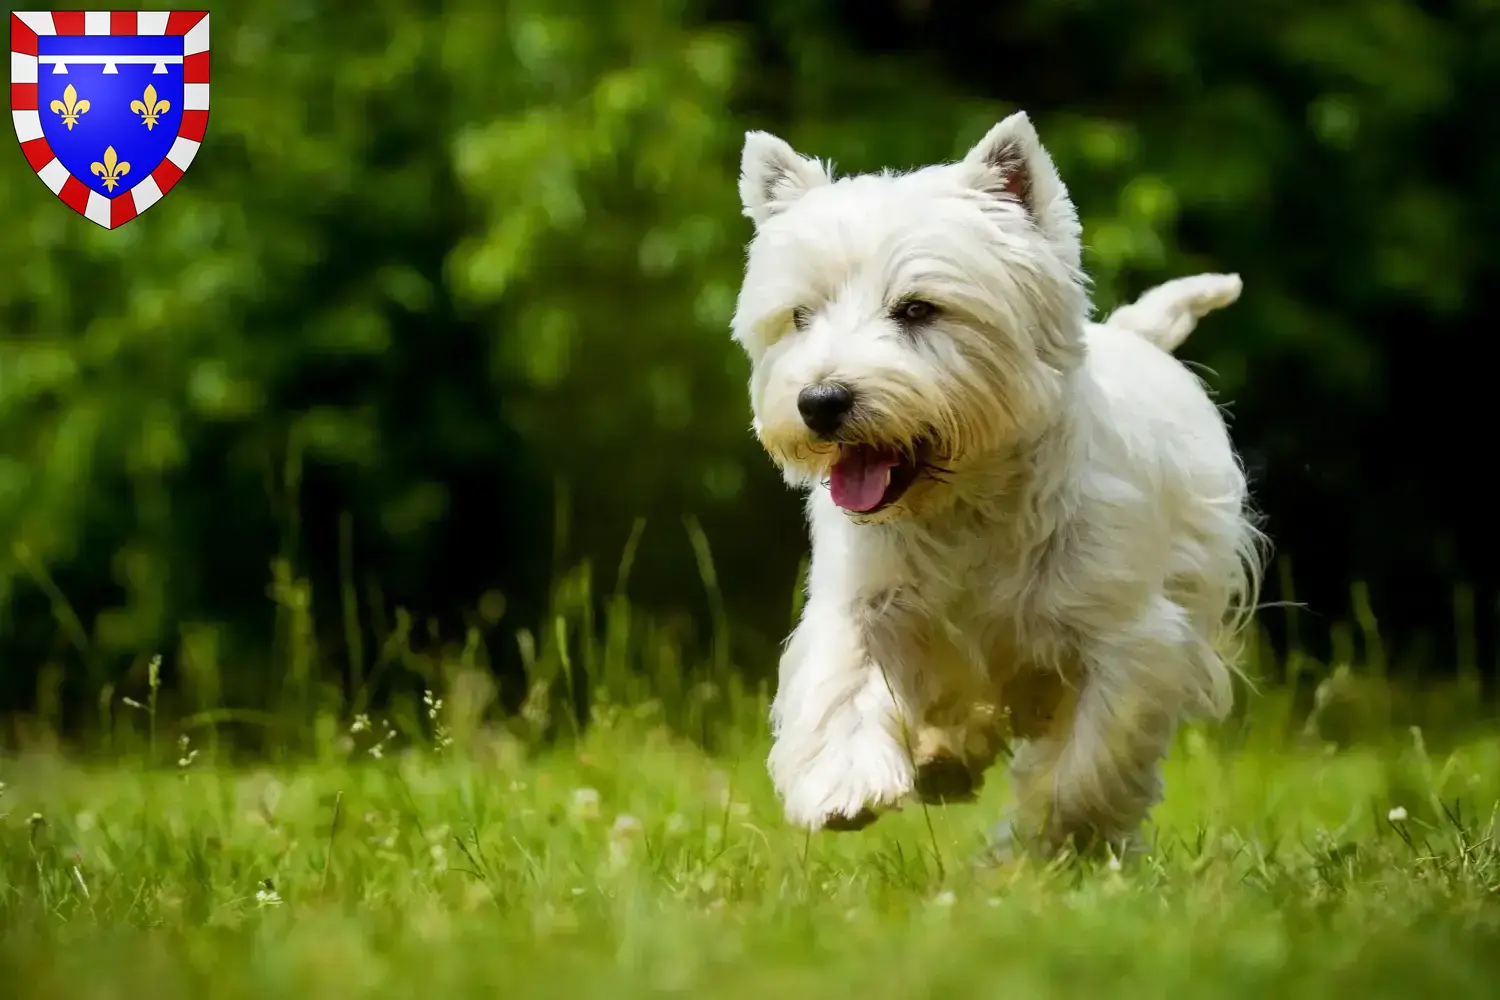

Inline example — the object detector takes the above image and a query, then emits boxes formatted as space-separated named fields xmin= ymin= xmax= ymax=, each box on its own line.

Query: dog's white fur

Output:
xmin=729 ymin=112 xmax=1265 ymax=856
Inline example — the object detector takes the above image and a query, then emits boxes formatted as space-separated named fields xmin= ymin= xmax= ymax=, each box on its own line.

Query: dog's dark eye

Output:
xmin=893 ymin=300 xmax=939 ymax=325
xmin=791 ymin=306 xmax=812 ymax=331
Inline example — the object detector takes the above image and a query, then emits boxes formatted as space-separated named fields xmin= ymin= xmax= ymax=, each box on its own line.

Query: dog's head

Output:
xmin=730 ymin=113 xmax=1090 ymax=521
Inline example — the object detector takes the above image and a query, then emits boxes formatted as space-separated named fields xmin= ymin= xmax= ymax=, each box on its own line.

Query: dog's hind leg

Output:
xmin=996 ymin=681 xmax=1173 ymax=861
xmin=991 ymin=601 xmax=1218 ymax=859
xmin=1103 ymin=273 xmax=1242 ymax=354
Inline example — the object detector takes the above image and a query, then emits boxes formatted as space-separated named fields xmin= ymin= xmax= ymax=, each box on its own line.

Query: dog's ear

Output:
xmin=962 ymin=112 xmax=1082 ymax=266
xmin=739 ymin=131 xmax=831 ymax=226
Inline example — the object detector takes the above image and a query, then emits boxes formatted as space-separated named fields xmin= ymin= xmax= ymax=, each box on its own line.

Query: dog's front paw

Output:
xmin=821 ymin=807 xmax=880 ymax=832
xmin=914 ymin=754 xmax=978 ymax=803
xmin=912 ymin=726 xmax=984 ymax=804
xmin=771 ymin=728 xmax=914 ymax=832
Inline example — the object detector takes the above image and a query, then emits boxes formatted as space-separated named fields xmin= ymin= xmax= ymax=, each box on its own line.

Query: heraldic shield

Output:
xmin=10 ymin=11 xmax=209 ymax=229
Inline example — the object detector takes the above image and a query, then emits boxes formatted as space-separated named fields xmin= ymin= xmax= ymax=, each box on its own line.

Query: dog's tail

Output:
xmin=1104 ymin=273 xmax=1242 ymax=353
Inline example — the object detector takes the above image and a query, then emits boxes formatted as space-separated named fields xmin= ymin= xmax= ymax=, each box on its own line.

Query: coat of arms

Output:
xmin=10 ymin=11 xmax=209 ymax=228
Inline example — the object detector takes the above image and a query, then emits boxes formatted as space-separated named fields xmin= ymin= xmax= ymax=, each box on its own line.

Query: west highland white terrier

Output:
xmin=729 ymin=111 xmax=1266 ymax=858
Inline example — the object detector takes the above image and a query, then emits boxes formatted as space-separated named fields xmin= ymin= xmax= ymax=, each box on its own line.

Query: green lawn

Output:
xmin=4 ymin=693 xmax=1500 ymax=998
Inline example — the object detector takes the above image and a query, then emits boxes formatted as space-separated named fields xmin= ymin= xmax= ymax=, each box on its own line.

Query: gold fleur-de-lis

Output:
xmin=129 ymin=84 xmax=170 ymax=130
xmin=49 ymin=83 xmax=90 ymax=130
xmin=90 ymin=146 xmax=130 ymax=192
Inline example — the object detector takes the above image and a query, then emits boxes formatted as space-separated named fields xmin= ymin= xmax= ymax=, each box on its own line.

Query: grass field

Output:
xmin=4 ymin=676 xmax=1500 ymax=999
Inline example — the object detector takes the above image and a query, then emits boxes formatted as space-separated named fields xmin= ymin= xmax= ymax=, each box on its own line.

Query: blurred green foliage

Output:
xmin=3 ymin=0 xmax=1496 ymax=724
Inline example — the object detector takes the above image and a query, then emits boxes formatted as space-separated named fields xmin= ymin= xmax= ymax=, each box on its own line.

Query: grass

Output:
xmin=4 ymin=551 xmax=1499 ymax=996
xmin=4 ymin=682 xmax=1500 ymax=999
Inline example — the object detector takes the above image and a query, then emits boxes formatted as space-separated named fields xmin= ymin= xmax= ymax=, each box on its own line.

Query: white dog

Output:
xmin=729 ymin=111 xmax=1265 ymax=858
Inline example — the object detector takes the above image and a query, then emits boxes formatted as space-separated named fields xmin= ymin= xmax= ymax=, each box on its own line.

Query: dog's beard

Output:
xmin=757 ymin=412 xmax=967 ymax=517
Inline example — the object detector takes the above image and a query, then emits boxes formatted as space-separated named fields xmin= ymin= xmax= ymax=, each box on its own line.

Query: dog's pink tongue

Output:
xmin=830 ymin=447 xmax=898 ymax=512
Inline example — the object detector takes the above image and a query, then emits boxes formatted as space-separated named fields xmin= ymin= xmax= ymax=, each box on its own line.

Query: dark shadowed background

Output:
xmin=2 ymin=0 xmax=1495 ymax=747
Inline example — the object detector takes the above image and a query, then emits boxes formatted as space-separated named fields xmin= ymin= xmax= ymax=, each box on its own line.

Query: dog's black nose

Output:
xmin=797 ymin=383 xmax=854 ymax=437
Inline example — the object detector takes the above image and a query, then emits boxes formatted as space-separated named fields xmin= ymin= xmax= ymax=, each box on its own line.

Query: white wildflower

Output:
xmin=177 ymin=733 xmax=199 ymax=770
xmin=1388 ymin=806 xmax=1408 ymax=822
xmin=569 ymin=787 xmax=601 ymax=822
xmin=611 ymin=814 xmax=644 ymax=839
xmin=605 ymin=814 xmax=645 ymax=872
xmin=423 ymin=691 xmax=454 ymax=750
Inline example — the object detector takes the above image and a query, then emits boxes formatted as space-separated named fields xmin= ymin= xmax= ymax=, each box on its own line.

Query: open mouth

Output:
xmin=829 ymin=442 xmax=928 ymax=514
